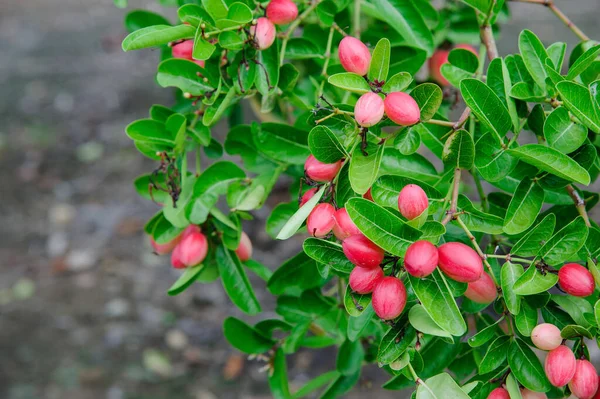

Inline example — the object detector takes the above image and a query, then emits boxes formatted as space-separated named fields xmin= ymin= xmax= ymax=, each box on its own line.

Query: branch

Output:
xmin=442 ymin=168 xmax=462 ymax=225
xmin=566 ymin=184 xmax=591 ymax=227
xmin=455 ymin=216 xmax=500 ymax=287
xmin=479 ymin=22 xmax=499 ymax=60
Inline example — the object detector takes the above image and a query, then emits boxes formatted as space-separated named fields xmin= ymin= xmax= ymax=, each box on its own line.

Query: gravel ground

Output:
xmin=0 ymin=1 xmax=598 ymax=398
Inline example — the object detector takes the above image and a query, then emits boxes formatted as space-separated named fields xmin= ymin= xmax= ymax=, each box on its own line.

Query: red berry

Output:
xmin=265 ymin=0 xmax=298 ymax=25
xmin=397 ymin=184 xmax=428 ymax=220
xmin=354 ymin=92 xmax=385 ymax=127
xmin=338 ymin=36 xmax=371 ymax=76
xmin=372 ymin=277 xmax=407 ymax=320
xmin=349 ymin=266 xmax=384 ymax=294
xmin=384 ymin=92 xmax=420 ymax=126
xmin=181 ymin=224 xmax=201 ymax=239
xmin=307 ymin=203 xmax=335 ymax=238
xmin=304 ymin=155 xmax=342 ymax=182
xmin=558 ymin=263 xmax=595 ymax=297
xmin=487 ymin=388 xmax=510 ymax=399
xmin=171 ymin=231 xmax=208 ymax=269
xmin=520 ymin=389 xmax=547 ymax=399
xmin=363 ymin=188 xmax=374 ymax=201
xmin=544 ymin=345 xmax=576 ymax=387
xmin=404 ymin=240 xmax=438 ymax=278
xmin=437 ymin=242 xmax=483 ymax=282
xmin=172 ymin=40 xmax=194 ymax=59
xmin=300 ymin=187 xmax=318 ymax=207
xmin=150 ymin=235 xmax=180 ymax=255
xmin=569 ymin=360 xmax=599 ymax=399
xmin=464 ymin=272 xmax=497 ymax=304
xmin=250 ymin=17 xmax=276 ymax=50
xmin=531 ymin=323 xmax=562 ymax=351
xmin=342 ymin=234 xmax=385 ymax=269
xmin=194 ymin=59 xmax=205 ymax=68
xmin=332 ymin=208 xmax=361 ymax=240
xmin=235 ymin=231 xmax=253 ymax=262
xmin=428 ymin=49 xmax=450 ymax=86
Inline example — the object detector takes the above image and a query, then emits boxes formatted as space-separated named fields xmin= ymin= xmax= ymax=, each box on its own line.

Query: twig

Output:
xmin=566 ymin=184 xmax=591 ymax=227
xmin=471 ymin=170 xmax=488 ymax=212
xmin=279 ymin=0 xmax=319 ymax=64
xmin=455 ymin=216 xmax=500 ymax=287
xmin=442 ymin=168 xmax=462 ymax=225
xmin=479 ymin=19 xmax=499 ymax=60
xmin=427 ymin=119 xmax=455 ymax=127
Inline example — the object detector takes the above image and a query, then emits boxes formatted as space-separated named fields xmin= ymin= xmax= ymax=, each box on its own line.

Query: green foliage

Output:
xmin=119 ymin=0 xmax=599 ymax=397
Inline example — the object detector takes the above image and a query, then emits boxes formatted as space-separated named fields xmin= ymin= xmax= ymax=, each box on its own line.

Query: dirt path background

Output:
xmin=1 ymin=1 xmax=598 ymax=398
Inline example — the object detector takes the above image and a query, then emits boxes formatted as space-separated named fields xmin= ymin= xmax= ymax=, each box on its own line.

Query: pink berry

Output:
xmin=338 ymin=36 xmax=371 ymax=76
xmin=194 ymin=59 xmax=205 ymax=68
xmin=181 ymin=224 xmax=201 ymax=239
xmin=464 ymin=272 xmax=497 ymax=304
xmin=235 ymin=231 xmax=253 ymax=262
xmin=171 ymin=231 xmax=208 ymax=269
xmin=354 ymin=92 xmax=385 ymax=127
xmin=250 ymin=17 xmax=276 ymax=50
xmin=304 ymin=155 xmax=342 ymax=182
xmin=531 ymin=323 xmax=562 ymax=351
xmin=558 ymin=263 xmax=595 ymax=297
xmin=520 ymin=389 xmax=547 ymax=399
xmin=372 ymin=277 xmax=407 ymax=320
xmin=265 ymin=0 xmax=298 ymax=25
xmin=150 ymin=235 xmax=180 ymax=255
xmin=363 ymin=188 xmax=374 ymax=201
xmin=428 ymin=49 xmax=450 ymax=86
xmin=404 ymin=240 xmax=438 ymax=278
xmin=332 ymin=208 xmax=361 ymax=240
xmin=172 ymin=40 xmax=194 ymax=59
xmin=349 ymin=266 xmax=384 ymax=294
xmin=487 ymin=388 xmax=510 ymax=399
xmin=397 ymin=184 xmax=428 ymax=220
xmin=569 ymin=360 xmax=599 ymax=399
xmin=544 ymin=345 xmax=576 ymax=387
xmin=306 ymin=203 xmax=335 ymax=238
xmin=299 ymin=187 xmax=318 ymax=207
xmin=437 ymin=242 xmax=483 ymax=283
xmin=342 ymin=234 xmax=385 ymax=269
xmin=384 ymin=92 xmax=420 ymax=126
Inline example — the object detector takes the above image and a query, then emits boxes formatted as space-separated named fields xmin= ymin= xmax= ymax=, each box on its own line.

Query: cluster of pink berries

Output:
xmin=337 ymin=36 xmax=421 ymax=127
xmin=171 ymin=40 xmax=206 ymax=67
xmin=488 ymin=323 xmax=599 ymax=399
xmin=428 ymin=43 xmax=478 ymax=86
xmin=150 ymin=225 xmax=253 ymax=268
xmin=251 ymin=0 xmax=298 ymax=50
xmin=301 ymin=155 xmax=499 ymax=320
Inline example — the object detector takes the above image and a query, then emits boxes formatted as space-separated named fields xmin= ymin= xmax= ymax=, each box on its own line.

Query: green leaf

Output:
xmin=368 ymin=38 xmax=391 ymax=82
xmin=411 ymin=83 xmax=443 ymax=121
xmin=487 ymin=58 xmax=520 ymax=133
xmin=167 ymin=264 xmax=206 ymax=296
xmin=320 ymin=370 xmax=360 ymax=399
xmin=547 ymin=42 xmax=567 ymax=71
xmin=327 ymin=73 xmax=371 ymax=94
xmin=567 ymin=44 xmax=600 ymax=80
xmin=347 ymin=304 xmax=374 ymax=341
xmin=202 ymin=0 xmax=228 ymax=21
xmin=346 ymin=197 xmax=422 ymax=257
xmin=226 ymin=2 xmax=252 ymax=24
xmin=519 ymin=30 xmax=550 ymax=93
xmin=513 ymin=265 xmax=558 ymax=296
xmin=449 ymin=48 xmax=479 ymax=73
xmin=223 ymin=317 xmax=276 ymax=354
xmin=442 ymin=129 xmax=475 ymax=169
xmin=508 ymin=144 xmax=591 ymax=185
xmin=255 ymin=40 xmax=280 ymax=102
xmin=344 ymin=286 xmax=371 ymax=317
xmin=126 ymin=119 xmax=174 ymax=145
xmin=266 ymin=202 xmax=297 ymax=239
xmin=556 ymin=81 xmax=600 ymax=133
xmin=177 ymin=4 xmax=214 ymax=27
xmin=216 ymin=245 xmax=261 ymax=315
xmin=416 ymin=373 xmax=470 ymax=399
xmin=382 ymin=72 xmax=413 ymax=92
xmin=192 ymin=25 xmax=216 ymax=60
xmin=394 ymin=128 xmax=421 ymax=155
xmin=409 ymin=270 xmax=467 ymax=336
xmin=253 ymin=123 xmax=310 ymax=165
xmin=515 ymin=300 xmax=537 ymax=336
xmin=501 ymin=262 xmax=524 ymax=315
xmin=552 ymin=295 xmax=593 ymax=327
xmin=479 ymin=336 xmax=510 ymax=374
xmin=371 ymin=0 xmax=434 ymax=54
xmin=285 ymin=38 xmax=323 ymax=60
xmin=511 ymin=214 xmax=556 ymax=257
xmin=468 ymin=317 xmax=503 ymax=347
xmin=291 ymin=371 xmax=340 ymax=399
xmin=276 ymin=185 xmax=326 ymax=240
xmin=544 ymin=107 xmax=588 ymax=154
xmin=349 ymin=136 xmax=385 ymax=195
xmin=536 ymin=216 xmax=588 ymax=266
xmin=457 ymin=195 xmax=504 ymax=235
xmin=561 ymin=324 xmax=593 ymax=339
xmin=308 ymin=125 xmax=347 ymax=163
xmin=380 ymin=148 xmax=440 ymax=184
xmin=461 ymin=79 xmax=513 ymax=141
xmin=228 ymin=167 xmax=282 ymax=212
xmin=378 ymin=324 xmax=416 ymax=365
xmin=503 ymin=178 xmax=545 ymax=235
xmin=336 ymin=339 xmax=365 ymax=376
xmin=508 ymin=338 xmax=551 ymax=392
xmin=408 ymin=304 xmax=453 ymax=339
xmin=122 ymin=24 xmax=195 ymax=51
xmin=267 ymin=252 xmax=326 ymax=295
xmin=268 ymin=348 xmax=291 ymax=399
xmin=156 ymin=59 xmax=213 ymax=95
xmin=371 ymin=175 xmax=442 ymax=209
xmin=303 ymin=238 xmax=354 ymax=274
xmin=506 ymin=374 xmax=523 ymax=399
xmin=474 ymin=133 xmax=517 ymax=182
xmin=458 ymin=0 xmax=493 ymax=14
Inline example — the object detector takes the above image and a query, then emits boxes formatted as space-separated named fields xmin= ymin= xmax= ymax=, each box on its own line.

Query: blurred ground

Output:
xmin=0 ymin=1 xmax=598 ymax=398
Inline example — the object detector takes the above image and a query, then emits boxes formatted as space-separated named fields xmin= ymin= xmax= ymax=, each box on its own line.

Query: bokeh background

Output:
xmin=1 ymin=1 xmax=599 ymax=398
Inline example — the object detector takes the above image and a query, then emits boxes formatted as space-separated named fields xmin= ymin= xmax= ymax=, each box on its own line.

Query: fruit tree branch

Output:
xmin=455 ymin=216 xmax=500 ymax=287
xmin=442 ymin=168 xmax=462 ymax=225
xmin=566 ymin=184 xmax=591 ymax=227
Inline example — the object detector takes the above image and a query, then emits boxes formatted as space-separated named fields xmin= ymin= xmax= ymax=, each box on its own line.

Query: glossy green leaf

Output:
xmin=347 ymin=303 xmax=375 ymax=341
xmin=536 ymin=216 xmax=588 ymax=265
xmin=468 ymin=317 xmax=503 ymax=347
xmin=508 ymin=338 xmax=551 ymax=392
xmin=216 ymin=244 xmax=261 ymax=315
xmin=394 ymin=128 xmax=421 ymax=155
xmin=552 ymin=295 xmax=592 ymax=327
xmin=320 ymin=370 xmax=360 ymax=399
xmin=177 ymin=4 xmax=214 ymax=27
xmin=167 ymin=264 xmax=206 ymax=296
xmin=344 ymin=286 xmax=371 ymax=317
xmin=253 ymin=123 xmax=310 ymax=165
xmin=458 ymin=0 xmax=493 ymax=14
xmin=561 ymin=324 xmax=593 ymax=339
xmin=513 ymin=265 xmax=558 ymax=296
xmin=368 ymin=38 xmax=391 ymax=82
xmin=346 ymin=197 xmax=422 ymax=257
xmin=267 ymin=252 xmax=326 ymax=295
xmin=505 ymin=374 xmax=523 ymax=399
xmin=266 ymin=202 xmax=298 ymax=239
xmin=511 ymin=214 xmax=556 ymax=257
xmin=308 ymin=125 xmax=347 ymax=163
xmin=303 ymin=238 xmax=354 ymax=274
xmin=327 ymin=73 xmax=371 ymax=94
xmin=126 ymin=119 xmax=174 ymax=145
xmin=416 ymin=372 xmax=470 ymax=399
xmin=349 ymin=137 xmax=385 ymax=195
xmin=501 ymin=262 xmax=524 ymax=315
xmin=291 ymin=371 xmax=340 ymax=399
xmin=408 ymin=304 xmax=453 ymax=339
xmin=156 ymin=59 xmax=214 ymax=95
xmin=122 ymin=24 xmax=195 ymax=51
xmin=457 ymin=195 xmax=504 ymax=235
xmin=487 ymin=58 xmax=520 ymax=133
xmin=475 ymin=133 xmax=517 ymax=182
xmin=336 ymin=339 xmax=365 ymax=376
xmin=442 ymin=129 xmax=475 ymax=169
xmin=378 ymin=324 xmax=416 ymax=365
xmin=509 ymin=144 xmax=590 ymax=185
xmin=461 ymin=79 xmax=513 ymax=141
xmin=515 ymin=300 xmax=537 ymax=336
xmin=544 ymin=107 xmax=587 ymax=154
xmin=202 ymin=0 xmax=228 ymax=21
xmin=503 ymin=178 xmax=545 ymax=235
xmin=409 ymin=270 xmax=466 ymax=336
xmin=268 ymin=348 xmax=291 ymax=399
xmin=518 ymin=29 xmax=549 ymax=91
xmin=223 ymin=317 xmax=276 ymax=354
xmin=382 ymin=72 xmax=413 ymax=92
xmin=567 ymin=44 xmax=600 ymax=80
xmin=411 ymin=83 xmax=442 ymax=121
xmin=556 ymin=81 xmax=600 ymax=133
xmin=479 ymin=335 xmax=510 ymax=374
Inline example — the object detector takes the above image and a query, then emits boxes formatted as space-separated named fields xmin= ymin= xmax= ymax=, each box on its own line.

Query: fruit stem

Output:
xmin=487 ymin=254 xmax=532 ymax=264
xmin=455 ymin=215 xmax=501 ymax=287
xmin=471 ymin=170 xmax=488 ymax=213
xmin=280 ymin=0 xmax=319 ymax=64
xmin=427 ymin=119 xmax=455 ymax=127
xmin=566 ymin=184 xmax=591 ymax=227
xmin=441 ymin=168 xmax=462 ymax=225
